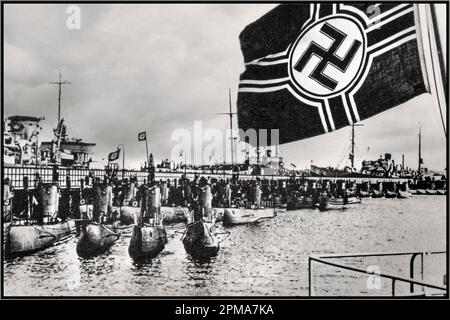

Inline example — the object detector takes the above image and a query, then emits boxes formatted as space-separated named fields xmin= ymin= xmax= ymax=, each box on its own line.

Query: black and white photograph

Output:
xmin=1 ymin=0 xmax=448 ymax=303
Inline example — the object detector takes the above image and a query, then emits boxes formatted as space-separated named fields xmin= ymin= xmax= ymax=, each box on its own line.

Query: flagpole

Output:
xmin=117 ymin=144 xmax=125 ymax=180
xmin=229 ymin=88 xmax=234 ymax=166
xmin=427 ymin=4 xmax=447 ymax=136
xmin=429 ymin=4 xmax=447 ymax=96
xmin=418 ymin=4 xmax=447 ymax=137
xmin=145 ymin=139 xmax=149 ymax=166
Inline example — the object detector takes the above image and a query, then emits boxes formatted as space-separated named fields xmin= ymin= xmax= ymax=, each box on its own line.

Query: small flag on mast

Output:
xmin=108 ymin=149 xmax=120 ymax=162
xmin=138 ymin=131 xmax=147 ymax=141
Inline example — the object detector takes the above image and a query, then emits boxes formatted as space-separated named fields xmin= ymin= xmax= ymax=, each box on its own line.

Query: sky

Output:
xmin=3 ymin=3 xmax=447 ymax=172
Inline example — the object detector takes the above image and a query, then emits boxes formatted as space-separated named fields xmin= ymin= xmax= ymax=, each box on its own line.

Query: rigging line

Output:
xmin=336 ymin=138 xmax=350 ymax=168
xmin=336 ymin=131 xmax=352 ymax=167
xmin=341 ymin=130 xmax=354 ymax=168
xmin=337 ymin=144 xmax=352 ymax=169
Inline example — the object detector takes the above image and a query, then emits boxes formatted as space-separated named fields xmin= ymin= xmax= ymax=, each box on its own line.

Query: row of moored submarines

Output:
xmin=3 ymin=176 xmax=446 ymax=260
xmin=3 ymin=177 xmax=278 ymax=261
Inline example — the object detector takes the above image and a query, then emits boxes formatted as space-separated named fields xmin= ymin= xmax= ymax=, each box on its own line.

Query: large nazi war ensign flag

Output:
xmin=237 ymin=3 xmax=430 ymax=144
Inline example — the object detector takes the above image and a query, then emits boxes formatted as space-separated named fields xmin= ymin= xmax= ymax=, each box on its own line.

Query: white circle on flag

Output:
xmin=289 ymin=15 xmax=367 ymax=98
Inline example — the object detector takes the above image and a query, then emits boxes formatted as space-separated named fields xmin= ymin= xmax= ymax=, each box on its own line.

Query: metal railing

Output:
xmin=309 ymin=251 xmax=447 ymax=297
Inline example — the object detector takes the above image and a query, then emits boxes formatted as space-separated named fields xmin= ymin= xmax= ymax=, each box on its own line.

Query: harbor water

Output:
xmin=3 ymin=195 xmax=446 ymax=296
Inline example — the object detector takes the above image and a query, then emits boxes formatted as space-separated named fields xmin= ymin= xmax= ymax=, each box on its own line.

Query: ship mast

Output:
xmin=350 ymin=123 xmax=364 ymax=169
xmin=418 ymin=127 xmax=422 ymax=172
xmin=49 ymin=71 xmax=71 ymax=125
xmin=218 ymin=89 xmax=237 ymax=166
xmin=49 ymin=71 xmax=70 ymax=165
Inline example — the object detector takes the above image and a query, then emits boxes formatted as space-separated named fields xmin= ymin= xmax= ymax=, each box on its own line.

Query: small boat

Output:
xmin=426 ymin=189 xmax=437 ymax=195
xmin=182 ymin=221 xmax=219 ymax=259
xmin=385 ymin=190 xmax=398 ymax=198
xmin=222 ymin=208 xmax=277 ymax=226
xmin=128 ymin=224 xmax=167 ymax=261
xmin=317 ymin=200 xmax=346 ymax=211
xmin=397 ymin=190 xmax=411 ymax=198
xmin=416 ymin=189 xmax=427 ymax=195
xmin=76 ymin=222 xmax=120 ymax=258
xmin=359 ymin=190 xmax=371 ymax=198
xmin=326 ymin=197 xmax=361 ymax=205
xmin=372 ymin=190 xmax=384 ymax=198
xmin=345 ymin=197 xmax=361 ymax=205
xmin=286 ymin=197 xmax=315 ymax=210
xmin=6 ymin=221 xmax=76 ymax=257
xmin=287 ymin=201 xmax=315 ymax=210
xmin=316 ymin=195 xmax=354 ymax=211
xmin=436 ymin=189 xmax=446 ymax=195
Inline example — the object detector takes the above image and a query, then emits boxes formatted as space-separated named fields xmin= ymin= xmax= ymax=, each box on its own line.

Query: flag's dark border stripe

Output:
xmin=378 ymin=3 xmax=408 ymax=14
xmin=367 ymin=10 xmax=415 ymax=47
xmin=240 ymin=63 xmax=288 ymax=81
xmin=327 ymin=95 xmax=349 ymax=129
xmin=376 ymin=3 xmax=414 ymax=24
xmin=368 ymin=29 xmax=417 ymax=55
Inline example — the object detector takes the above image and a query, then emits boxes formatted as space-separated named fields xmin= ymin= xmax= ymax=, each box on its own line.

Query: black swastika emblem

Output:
xmin=294 ymin=22 xmax=362 ymax=91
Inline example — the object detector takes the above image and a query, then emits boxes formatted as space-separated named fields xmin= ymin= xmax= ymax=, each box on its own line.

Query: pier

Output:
xmin=3 ymin=164 xmax=412 ymax=190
